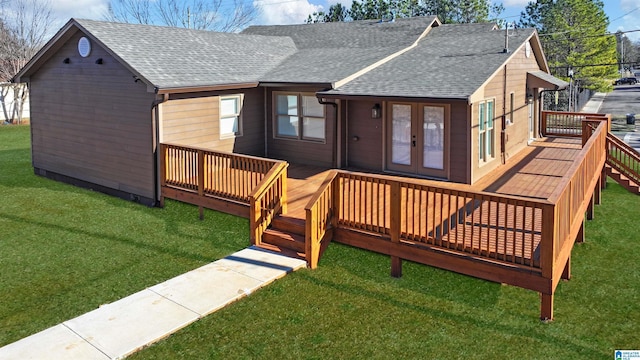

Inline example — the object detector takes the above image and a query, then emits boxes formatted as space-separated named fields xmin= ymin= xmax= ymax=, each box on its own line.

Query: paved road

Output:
xmin=599 ymin=84 xmax=640 ymax=115
xmin=599 ymin=84 xmax=640 ymax=153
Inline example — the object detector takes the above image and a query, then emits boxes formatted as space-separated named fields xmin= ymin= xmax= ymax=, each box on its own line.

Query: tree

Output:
xmin=616 ymin=31 xmax=639 ymax=74
xmin=0 ymin=0 xmax=52 ymax=124
xmin=519 ymin=0 xmax=617 ymax=92
xmin=107 ymin=0 xmax=257 ymax=32
xmin=305 ymin=0 xmax=502 ymax=24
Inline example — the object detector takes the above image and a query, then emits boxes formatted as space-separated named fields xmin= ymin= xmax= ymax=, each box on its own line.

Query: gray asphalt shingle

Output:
xmin=243 ymin=16 xmax=438 ymax=84
xmin=321 ymin=24 xmax=537 ymax=99
xmin=74 ymin=19 xmax=297 ymax=89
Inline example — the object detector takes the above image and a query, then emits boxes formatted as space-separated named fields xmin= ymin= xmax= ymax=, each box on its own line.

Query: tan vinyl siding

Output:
xmin=266 ymin=87 xmax=335 ymax=167
xmin=471 ymin=40 xmax=543 ymax=183
xmin=161 ymin=88 xmax=264 ymax=156
xmin=29 ymin=31 xmax=156 ymax=200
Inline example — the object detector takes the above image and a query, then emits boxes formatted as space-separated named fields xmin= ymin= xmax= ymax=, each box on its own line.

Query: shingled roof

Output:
xmin=73 ymin=19 xmax=298 ymax=89
xmin=16 ymin=16 xmax=554 ymax=99
xmin=242 ymin=16 xmax=440 ymax=84
xmin=320 ymin=23 xmax=538 ymax=100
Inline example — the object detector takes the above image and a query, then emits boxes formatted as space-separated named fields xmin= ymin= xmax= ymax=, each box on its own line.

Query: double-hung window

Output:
xmin=479 ymin=99 xmax=495 ymax=162
xmin=220 ymin=95 xmax=243 ymax=139
xmin=275 ymin=93 xmax=325 ymax=141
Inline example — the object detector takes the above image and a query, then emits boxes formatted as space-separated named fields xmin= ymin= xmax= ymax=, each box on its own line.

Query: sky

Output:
xmin=38 ymin=0 xmax=640 ymax=41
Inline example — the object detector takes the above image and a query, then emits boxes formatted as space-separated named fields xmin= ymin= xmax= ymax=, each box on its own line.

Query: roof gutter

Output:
xmin=317 ymin=96 xmax=339 ymax=168
xmin=155 ymin=82 xmax=259 ymax=94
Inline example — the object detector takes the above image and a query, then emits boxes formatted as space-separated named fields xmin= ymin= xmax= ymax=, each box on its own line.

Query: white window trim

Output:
xmin=478 ymin=99 xmax=496 ymax=164
xmin=274 ymin=92 xmax=326 ymax=143
xmin=219 ymin=94 xmax=243 ymax=139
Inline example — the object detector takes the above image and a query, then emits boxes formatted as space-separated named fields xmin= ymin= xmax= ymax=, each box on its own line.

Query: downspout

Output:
xmin=151 ymin=90 xmax=169 ymax=206
xmin=317 ymin=97 xmax=339 ymax=168
xmin=501 ymin=64 xmax=507 ymax=164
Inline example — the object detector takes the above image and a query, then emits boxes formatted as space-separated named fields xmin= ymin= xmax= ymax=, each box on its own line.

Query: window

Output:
xmin=275 ymin=93 xmax=325 ymax=141
xmin=479 ymin=99 xmax=495 ymax=162
xmin=220 ymin=95 xmax=242 ymax=138
xmin=509 ymin=92 xmax=514 ymax=125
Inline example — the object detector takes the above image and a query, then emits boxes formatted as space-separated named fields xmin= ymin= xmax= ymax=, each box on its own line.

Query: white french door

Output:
xmin=386 ymin=102 xmax=447 ymax=178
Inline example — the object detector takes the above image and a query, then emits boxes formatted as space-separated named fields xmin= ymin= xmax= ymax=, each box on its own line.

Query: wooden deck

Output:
xmin=285 ymin=137 xmax=582 ymax=219
xmin=160 ymin=116 xmax=610 ymax=320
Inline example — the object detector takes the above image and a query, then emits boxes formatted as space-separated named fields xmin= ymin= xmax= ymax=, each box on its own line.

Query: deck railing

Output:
xmin=304 ymin=117 xmax=608 ymax=319
xmin=541 ymin=111 xmax=610 ymax=137
xmin=304 ymin=171 xmax=338 ymax=269
xmin=249 ymin=162 xmax=288 ymax=246
xmin=306 ymin=171 xmax=547 ymax=272
xmin=160 ymin=143 xmax=285 ymax=218
xmin=606 ymin=132 xmax=640 ymax=185
xmin=546 ymin=121 xmax=607 ymax=269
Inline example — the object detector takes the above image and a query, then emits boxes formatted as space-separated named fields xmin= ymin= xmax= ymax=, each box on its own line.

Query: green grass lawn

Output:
xmin=2 ymin=125 xmax=640 ymax=359
xmin=0 ymin=125 xmax=249 ymax=346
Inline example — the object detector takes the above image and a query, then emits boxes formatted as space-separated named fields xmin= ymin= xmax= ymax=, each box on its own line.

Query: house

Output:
xmin=20 ymin=17 xmax=630 ymax=321
xmin=13 ymin=16 xmax=568 ymax=206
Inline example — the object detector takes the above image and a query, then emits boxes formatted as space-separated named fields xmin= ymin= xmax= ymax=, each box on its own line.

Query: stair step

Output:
xmin=255 ymin=242 xmax=306 ymax=262
xmin=262 ymin=229 xmax=306 ymax=253
xmin=271 ymin=216 xmax=306 ymax=236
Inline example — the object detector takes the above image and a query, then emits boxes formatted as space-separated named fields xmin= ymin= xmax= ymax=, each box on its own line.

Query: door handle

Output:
xmin=412 ymin=135 xmax=416 ymax=147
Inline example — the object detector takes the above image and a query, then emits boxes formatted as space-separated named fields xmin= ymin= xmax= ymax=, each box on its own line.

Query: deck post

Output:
xmin=586 ymin=193 xmax=594 ymax=220
xmin=541 ymin=293 xmax=554 ymax=321
xmin=594 ymin=177 xmax=602 ymax=205
xmin=390 ymin=181 xmax=402 ymax=278
xmin=198 ymin=149 xmax=205 ymax=220
xmin=600 ymin=167 xmax=607 ymax=189
xmin=280 ymin=166 xmax=288 ymax=215
xmin=561 ymin=256 xmax=571 ymax=280
xmin=576 ymin=219 xmax=585 ymax=243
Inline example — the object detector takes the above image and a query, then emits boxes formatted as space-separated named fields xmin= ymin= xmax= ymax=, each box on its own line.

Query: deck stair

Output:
xmin=605 ymin=133 xmax=640 ymax=195
xmin=258 ymin=215 xmax=307 ymax=260
xmin=605 ymin=164 xmax=640 ymax=194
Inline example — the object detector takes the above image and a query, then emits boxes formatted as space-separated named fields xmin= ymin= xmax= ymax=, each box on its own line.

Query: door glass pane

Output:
xmin=391 ymin=104 xmax=411 ymax=165
xmin=423 ymin=106 xmax=444 ymax=170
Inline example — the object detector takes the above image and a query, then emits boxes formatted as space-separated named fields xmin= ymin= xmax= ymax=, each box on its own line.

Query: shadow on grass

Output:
xmin=293 ymin=270 xmax=605 ymax=358
xmin=0 ymin=211 xmax=234 ymax=265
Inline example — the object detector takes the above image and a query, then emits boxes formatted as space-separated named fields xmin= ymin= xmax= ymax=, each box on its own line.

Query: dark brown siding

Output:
xmin=161 ymin=88 xmax=265 ymax=156
xmin=29 ymin=31 xmax=157 ymax=202
xmin=447 ymin=100 xmax=470 ymax=183
xmin=266 ymin=87 xmax=336 ymax=167
xmin=345 ymin=98 xmax=469 ymax=183
xmin=346 ymin=100 xmax=383 ymax=170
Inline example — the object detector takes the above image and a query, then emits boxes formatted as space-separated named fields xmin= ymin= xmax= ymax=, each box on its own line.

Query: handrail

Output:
xmin=304 ymin=171 xmax=338 ymax=269
xmin=249 ymin=162 xmax=288 ymax=246
xmin=541 ymin=111 xmax=610 ymax=137
xmin=606 ymin=133 xmax=640 ymax=185
xmin=547 ymin=121 xmax=607 ymax=263
xmin=324 ymin=170 xmax=549 ymax=270
xmin=161 ymin=143 xmax=279 ymax=204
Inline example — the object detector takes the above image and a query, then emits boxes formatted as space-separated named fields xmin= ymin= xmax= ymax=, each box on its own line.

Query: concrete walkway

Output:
xmin=0 ymin=246 xmax=306 ymax=359
xmin=581 ymin=92 xmax=606 ymax=113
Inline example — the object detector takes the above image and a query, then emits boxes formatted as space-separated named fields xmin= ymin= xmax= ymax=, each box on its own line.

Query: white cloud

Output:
xmin=501 ymin=0 xmax=530 ymax=7
xmin=255 ymin=0 xmax=323 ymax=25
xmin=50 ymin=0 xmax=110 ymax=21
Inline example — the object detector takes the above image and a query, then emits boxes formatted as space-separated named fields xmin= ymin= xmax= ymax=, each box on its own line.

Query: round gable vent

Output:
xmin=78 ymin=37 xmax=91 ymax=58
